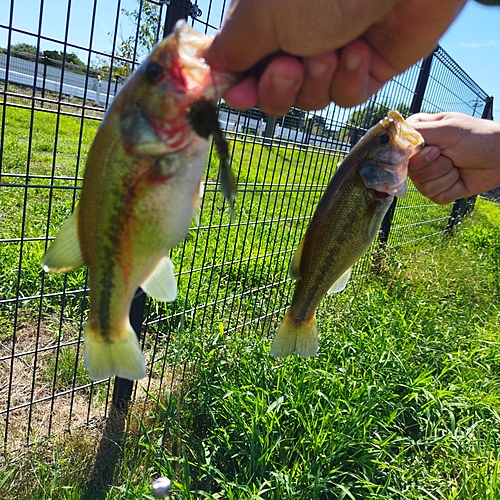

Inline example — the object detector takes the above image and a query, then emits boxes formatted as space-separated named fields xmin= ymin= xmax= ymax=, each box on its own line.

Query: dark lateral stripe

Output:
xmin=97 ymin=247 xmax=114 ymax=337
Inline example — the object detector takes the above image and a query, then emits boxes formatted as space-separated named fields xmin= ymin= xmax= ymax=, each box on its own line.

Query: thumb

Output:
xmin=406 ymin=112 xmax=459 ymax=149
xmin=204 ymin=1 xmax=279 ymax=73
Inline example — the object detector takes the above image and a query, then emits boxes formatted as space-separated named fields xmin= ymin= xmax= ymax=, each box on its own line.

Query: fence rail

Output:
xmin=0 ymin=0 xmax=494 ymax=452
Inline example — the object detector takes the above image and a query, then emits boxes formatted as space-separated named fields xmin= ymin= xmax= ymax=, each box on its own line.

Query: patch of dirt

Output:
xmin=0 ymin=319 xmax=182 ymax=452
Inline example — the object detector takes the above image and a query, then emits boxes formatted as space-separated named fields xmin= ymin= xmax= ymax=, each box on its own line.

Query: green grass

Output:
xmin=1 ymin=199 xmax=499 ymax=499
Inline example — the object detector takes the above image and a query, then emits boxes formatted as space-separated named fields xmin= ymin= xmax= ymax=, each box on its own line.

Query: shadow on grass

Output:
xmin=82 ymin=293 xmax=146 ymax=499
xmin=81 ymin=396 xmax=130 ymax=500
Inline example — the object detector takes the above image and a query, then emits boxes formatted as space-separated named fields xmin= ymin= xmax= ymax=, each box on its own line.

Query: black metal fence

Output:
xmin=0 ymin=0 xmax=493 ymax=452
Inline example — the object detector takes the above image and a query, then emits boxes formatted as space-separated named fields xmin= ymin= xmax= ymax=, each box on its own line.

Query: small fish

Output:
xmin=41 ymin=21 xmax=237 ymax=381
xmin=271 ymin=110 xmax=424 ymax=358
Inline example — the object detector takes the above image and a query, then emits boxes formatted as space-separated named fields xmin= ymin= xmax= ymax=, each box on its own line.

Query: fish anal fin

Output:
xmin=289 ymin=236 xmax=306 ymax=280
xmin=141 ymin=256 xmax=177 ymax=302
xmin=270 ymin=312 xmax=318 ymax=358
xmin=327 ymin=267 xmax=352 ymax=295
xmin=84 ymin=321 xmax=146 ymax=381
xmin=41 ymin=208 xmax=84 ymax=274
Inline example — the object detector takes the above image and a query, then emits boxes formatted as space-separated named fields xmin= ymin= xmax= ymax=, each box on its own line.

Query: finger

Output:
xmin=256 ymin=55 xmax=304 ymax=116
xmin=406 ymin=113 xmax=446 ymax=126
xmin=409 ymin=154 xmax=454 ymax=185
xmin=409 ymin=156 xmax=461 ymax=203
xmin=294 ymin=52 xmax=338 ymax=111
xmin=328 ymin=40 xmax=372 ymax=108
xmin=408 ymin=145 xmax=441 ymax=173
xmin=429 ymin=180 xmax=467 ymax=205
xmin=406 ymin=113 xmax=467 ymax=151
xmin=205 ymin=0 xmax=279 ymax=73
xmin=222 ymin=76 xmax=259 ymax=110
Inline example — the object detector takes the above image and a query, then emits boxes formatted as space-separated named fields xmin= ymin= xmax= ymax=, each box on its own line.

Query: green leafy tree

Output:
xmin=336 ymin=102 xmax=411 ymax=144
xmin=66 ymin=52 xmax=86 ymax=68
xmin=114 ymin=1 xmax=161 ymax=77
xmin=10 ymin=43 xmax=38 ymax=61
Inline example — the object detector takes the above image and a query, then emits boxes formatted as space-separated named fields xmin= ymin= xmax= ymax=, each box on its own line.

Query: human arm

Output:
xmin=406 ymin=112 xmax=500 ymax=204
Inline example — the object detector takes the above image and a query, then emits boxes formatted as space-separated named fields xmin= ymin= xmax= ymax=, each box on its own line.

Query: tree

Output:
xmin=280 ymin=108 xmax=306 ymax=130
xmin=337 ymin=102 xmax=411 ymax=145
xmin=65 ymin=52 xmax=86 ymax=68
xmin=114 ymin=1 xmax=161 ymax=77
xmin=10 ymin=43 xmax=38 ymax=61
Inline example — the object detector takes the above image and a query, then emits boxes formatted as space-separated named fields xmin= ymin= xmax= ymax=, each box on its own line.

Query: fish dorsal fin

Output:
xmin=41 ymin=207 xmax=85 ymax=274
xmin=327 ymin=267 xmax=352 ymax=295
xmin=141 ymin=256 xmax=177 ymax=302
xmin=289 ymin=235 xmax=306 ymax=280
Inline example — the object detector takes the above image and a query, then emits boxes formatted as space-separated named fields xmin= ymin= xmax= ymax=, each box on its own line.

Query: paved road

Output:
xmin=0 ymin=53 xmax=122 ymax=105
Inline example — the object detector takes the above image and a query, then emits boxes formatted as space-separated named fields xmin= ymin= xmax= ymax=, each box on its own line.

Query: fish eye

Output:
xmin=378 ymin=133 xmax=391 ymax=145
xmin=144 ymin=62 xmax=163 ymax=82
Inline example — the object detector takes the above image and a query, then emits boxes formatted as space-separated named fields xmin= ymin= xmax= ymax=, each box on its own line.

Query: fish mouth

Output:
xmin=385 ymin=110 xmax=425 ymax=155
xmin=174 ymin=20 xmax=237 ymax=99
xmin=370 ymin=189 xmax=392 ymax=199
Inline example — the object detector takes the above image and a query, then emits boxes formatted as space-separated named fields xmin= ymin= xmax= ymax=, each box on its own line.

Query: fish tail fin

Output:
xmin=270 ymin=311 xmax=318 ymax=359
xmin=84 ymin=321 xmax=146 ymax=381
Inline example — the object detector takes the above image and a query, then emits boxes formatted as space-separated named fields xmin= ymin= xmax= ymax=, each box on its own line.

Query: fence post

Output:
xmin=111 ymin=290 xmax=147 ymax=411
xmin=377 ymin=48 xmax=435 ymax=247
xmin=163 ymin=0 xmax=192 ymax=36
xmin=446 ymin=94 xmax=494 ymax=231
xmin=111 ymin=0 xmax=193 ymax=412
xmin=41 ymin=55 xmax=49 ymax=107
xmin=263 ymin=115 xmax=276 ymax=147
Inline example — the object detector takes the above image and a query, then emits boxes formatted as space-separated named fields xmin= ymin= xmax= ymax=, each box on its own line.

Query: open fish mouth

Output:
xmin=370 ymin=189 xmax=392 ymax=199
xmin=386 ymin=110 xmax=425 ymax=153
xmin=174 ymin=20 xmax=236 ymax=99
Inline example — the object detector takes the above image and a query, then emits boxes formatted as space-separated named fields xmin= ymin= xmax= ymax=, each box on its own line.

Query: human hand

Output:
xmin=407 ymin=112 xmax=500 ymax=204
xmin=205 ymin=0 xmax=466 ymax=115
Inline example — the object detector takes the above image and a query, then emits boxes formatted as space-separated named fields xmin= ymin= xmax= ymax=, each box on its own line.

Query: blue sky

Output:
xmin=439 ymin=1 xmax=500 ymax=120
xmin=2 ymin=0 xmax=500 ymax=119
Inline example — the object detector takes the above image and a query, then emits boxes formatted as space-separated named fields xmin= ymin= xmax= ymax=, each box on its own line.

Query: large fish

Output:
xmin=271 ymin=110 xmax=424 ymax=358
xmin=41 ymin=21 xmax=237 ymax=381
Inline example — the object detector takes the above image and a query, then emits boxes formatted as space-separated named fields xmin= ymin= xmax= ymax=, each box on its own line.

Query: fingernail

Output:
xmin=270 ymin=74 xmax=300 ymax=91
xmin=344 ymin=53 xmax=361 ymax=71
xmin=305 ymin=60 xmax=328 ymax=77
xmin=425 ymin=146 xmax=441 ymax=163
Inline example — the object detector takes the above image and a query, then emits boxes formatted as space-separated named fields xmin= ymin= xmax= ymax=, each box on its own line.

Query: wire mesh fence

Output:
xmin=0 ymin=0 xmax=493 ymax=452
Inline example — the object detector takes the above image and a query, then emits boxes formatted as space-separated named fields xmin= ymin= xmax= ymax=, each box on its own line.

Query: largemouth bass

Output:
xmin=41 ymin=21 xmax=237 ymax=381
xmin=271 ymin=110 xmax=424 ymax=358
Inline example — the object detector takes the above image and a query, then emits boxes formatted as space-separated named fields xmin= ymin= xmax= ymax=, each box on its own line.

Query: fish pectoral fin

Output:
xmin=327 ymin=267 xmax=352 ymax=295
xmin=270 ymin=312 xmax=318 ymax=358
xmin=41 ymin=207 xmax=85 ymax=274
xmin=84 ymin=322 xmax=146 ymax=381
xmin=141 ymin=256 xmax=178 ymax=302
xmin=289 ymin=236 xmax=306 ymax=280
